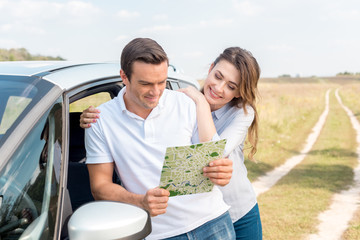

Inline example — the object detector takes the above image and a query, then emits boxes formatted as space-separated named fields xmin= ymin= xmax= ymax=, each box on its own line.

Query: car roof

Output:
xmin=0 ymin=61 xmax=199 ymax=90
xmin=0 ymin=61 xmax=86 ymax=76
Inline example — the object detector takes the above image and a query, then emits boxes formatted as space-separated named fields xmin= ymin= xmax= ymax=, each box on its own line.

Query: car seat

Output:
xmin=67 ymin=112 xmax=94 ymax=211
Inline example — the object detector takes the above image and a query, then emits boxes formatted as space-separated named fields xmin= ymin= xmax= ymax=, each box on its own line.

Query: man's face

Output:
xmin=121 ymin=61 xmax=168 ymax=118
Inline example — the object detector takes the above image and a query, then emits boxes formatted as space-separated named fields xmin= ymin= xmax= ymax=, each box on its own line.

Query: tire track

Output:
xmin=307 ymin=89 xmax=360 ymax=240
xmin=252 ymin=89 xmax=331 ymax=197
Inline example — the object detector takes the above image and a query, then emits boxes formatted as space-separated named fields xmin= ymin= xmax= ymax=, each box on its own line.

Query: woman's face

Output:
xmin=203 ymin=60 xmax=241 ymax=111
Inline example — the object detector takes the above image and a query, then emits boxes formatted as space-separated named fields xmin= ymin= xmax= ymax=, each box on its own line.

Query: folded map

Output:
xmin=159 ymin=139 xmax=227 ymax=197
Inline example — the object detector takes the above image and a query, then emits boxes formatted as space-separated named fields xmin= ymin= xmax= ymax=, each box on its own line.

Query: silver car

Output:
xmin=0 ymin=61 xmax=199 ymax=240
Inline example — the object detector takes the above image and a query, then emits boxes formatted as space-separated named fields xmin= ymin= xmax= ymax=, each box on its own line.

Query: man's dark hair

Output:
xmin=121 ymin=38 xmax=169 ymax=80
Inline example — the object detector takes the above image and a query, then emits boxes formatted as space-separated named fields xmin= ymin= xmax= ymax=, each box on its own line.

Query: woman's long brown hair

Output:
xmin=214 ymin=47 xmax=260 ymax=161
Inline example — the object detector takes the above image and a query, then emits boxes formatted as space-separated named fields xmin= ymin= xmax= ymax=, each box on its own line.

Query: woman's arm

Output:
xmin=177 ymin=86 xmax=216 ymax=142
xmin=219 ymin=106 xmax=254 ymax=157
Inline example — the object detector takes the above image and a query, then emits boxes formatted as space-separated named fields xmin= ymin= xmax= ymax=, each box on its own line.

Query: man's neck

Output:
xmin=123 ymin=92 xmax=153 ymax=119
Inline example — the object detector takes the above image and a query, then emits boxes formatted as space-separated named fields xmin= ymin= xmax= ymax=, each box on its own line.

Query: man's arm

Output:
xmin=87 ymin=162 xmax=170 ymax=217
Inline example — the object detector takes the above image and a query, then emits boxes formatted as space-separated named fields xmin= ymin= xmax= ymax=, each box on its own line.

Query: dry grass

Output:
xmin=245 ymin=80 xmax=337 ymax=180
xmin=338 ymin=83 xmax=360 ymax=122
xmin=258 ymin=90 xmax=358 ymax=239
xmin=338 ymin=81 xmax=360 ymax=239
xmin=69 ymin=92 xmax=111 ymax=112
xmin=342 ymin=207 xmax=360 ymax=239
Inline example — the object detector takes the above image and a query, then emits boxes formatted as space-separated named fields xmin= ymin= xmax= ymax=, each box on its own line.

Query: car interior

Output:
xmin=67 ymin=112 xmax=94 ymax=211
xmin=67 ymin=82 xmax=123 ymax=212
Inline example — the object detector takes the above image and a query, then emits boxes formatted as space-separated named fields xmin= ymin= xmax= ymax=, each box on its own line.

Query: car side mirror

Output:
xmin=68 ymin=201 xmax=151 ymax=240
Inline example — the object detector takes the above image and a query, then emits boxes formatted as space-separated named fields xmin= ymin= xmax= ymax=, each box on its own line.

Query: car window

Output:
xmin=0 ymin=96 xmax=32 ymax=135
xmin=0 ymin=80 xmax=37 ymax=137
xmin=0 ymin=77 xmax=54 ymax=143
xmin=69 ymin=92 xmax=111 ymax=112
xmin=170 ymin=81 xmax=180 ymax=90
xmin=166 ymin=81 xmax=171 ymax=90
xmin=178 ymin=80 xmax=193 ymax=89
xmin=0 ymin=100 xmax=62 ymax=240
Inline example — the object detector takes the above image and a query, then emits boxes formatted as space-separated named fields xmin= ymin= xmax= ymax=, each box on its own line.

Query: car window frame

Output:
xmin=54 ymin=78 xmax=123 ymax=239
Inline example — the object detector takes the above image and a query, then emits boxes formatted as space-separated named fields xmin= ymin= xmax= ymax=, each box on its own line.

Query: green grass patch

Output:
xmin=257 ymin=90 xmax=358 ymax=239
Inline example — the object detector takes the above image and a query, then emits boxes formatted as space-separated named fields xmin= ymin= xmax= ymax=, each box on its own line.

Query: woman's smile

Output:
xmin=209 ymin=87 xmax=222 ymax=99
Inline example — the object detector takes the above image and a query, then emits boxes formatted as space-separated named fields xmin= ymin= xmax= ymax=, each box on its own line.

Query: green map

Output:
xmin=159 ymin=139 xmax=227 ymax=197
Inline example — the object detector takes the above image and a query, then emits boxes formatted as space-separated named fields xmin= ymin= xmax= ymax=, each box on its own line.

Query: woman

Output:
xmin=80 ymin=47 xmax=262 ymax=239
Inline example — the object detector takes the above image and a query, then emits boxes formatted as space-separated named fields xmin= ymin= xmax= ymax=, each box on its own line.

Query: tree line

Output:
xmin=0 ymin=48 xmax=65 ymax=61
xmin=336 ymin=71 xmax=360 ymax=76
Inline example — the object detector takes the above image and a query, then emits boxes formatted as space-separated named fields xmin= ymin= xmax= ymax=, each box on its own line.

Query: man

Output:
xmin=85 ymin=38 xmax=235 ymax=239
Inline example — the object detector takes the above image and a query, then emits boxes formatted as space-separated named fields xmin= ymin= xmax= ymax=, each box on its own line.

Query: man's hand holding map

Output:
xmin=159 ymin=139 xmax=227 ymax=197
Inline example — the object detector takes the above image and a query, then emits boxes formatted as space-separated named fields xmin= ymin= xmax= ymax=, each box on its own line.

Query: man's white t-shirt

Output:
xmin=85 ymin=88 xmax=229 ymax=239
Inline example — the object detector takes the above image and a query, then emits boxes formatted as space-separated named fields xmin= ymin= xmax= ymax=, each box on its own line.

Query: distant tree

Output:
xmin=336 ymin=71 xmax=353 ymax=76
xmin=279 ymin=74 xmax=291 ymax=78
xmin=0 ymin=48 xmax=65 ymax=61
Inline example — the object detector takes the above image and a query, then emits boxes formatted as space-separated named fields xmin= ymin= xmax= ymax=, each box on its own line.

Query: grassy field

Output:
xmin=247 ymin=76 xmax=360 ymax=239
xmin=246 ymin=79 xmax=333 ymax=180
xmin=69 ymin=92 xmax=111 ymax=112
xmin=257 ymin=88 xmax=358 ymax=239
xmin=337 ymin=79 xmax=360 ymax=239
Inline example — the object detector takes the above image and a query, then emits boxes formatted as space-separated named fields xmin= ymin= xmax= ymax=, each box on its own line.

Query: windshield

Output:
xmin=0 ymin=76 xmax=54 ymax=143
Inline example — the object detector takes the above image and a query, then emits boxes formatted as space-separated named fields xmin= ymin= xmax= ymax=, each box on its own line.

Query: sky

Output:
xmin=0 ymin=0 xmax=359 ymax=79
